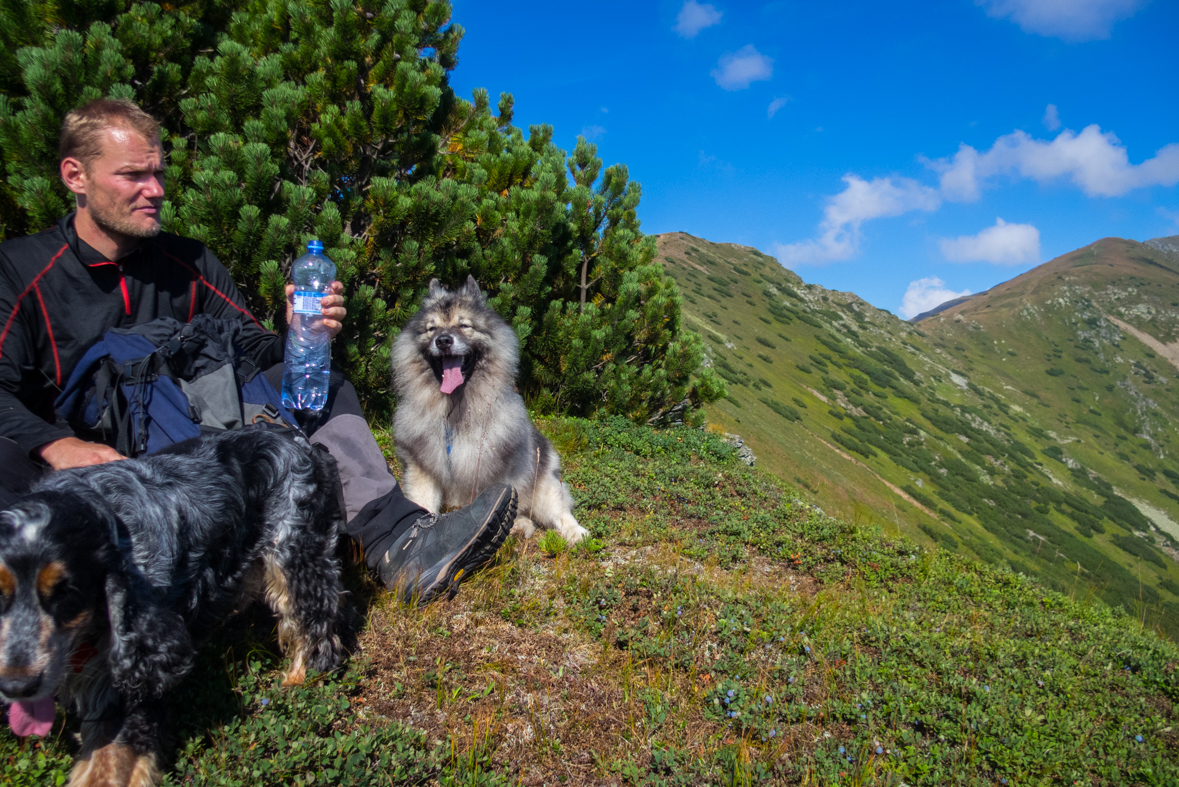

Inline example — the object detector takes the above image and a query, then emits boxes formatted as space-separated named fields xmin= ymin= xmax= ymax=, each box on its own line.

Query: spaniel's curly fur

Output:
xmin=0 ymin=428 xmax=346 ymax=787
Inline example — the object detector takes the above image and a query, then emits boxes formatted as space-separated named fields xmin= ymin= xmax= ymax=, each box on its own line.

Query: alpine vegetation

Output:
xmin=0 ymin=0 xmax=722 ymax=423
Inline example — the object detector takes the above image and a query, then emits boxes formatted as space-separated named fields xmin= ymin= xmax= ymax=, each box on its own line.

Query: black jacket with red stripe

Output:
xmin=0 ymin=213 xmax=281 ymax=453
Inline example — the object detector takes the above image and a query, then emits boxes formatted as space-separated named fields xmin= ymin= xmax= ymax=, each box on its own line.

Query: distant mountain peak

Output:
xmin=908 ymin=293 xmax=981 ymax=323
xmin=1146 ymin=235 xmax=1179 ymax=257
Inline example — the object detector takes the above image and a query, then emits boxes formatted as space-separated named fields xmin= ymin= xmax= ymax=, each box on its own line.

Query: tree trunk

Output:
xmin=580 ymin=254 xmax=588 ymax=311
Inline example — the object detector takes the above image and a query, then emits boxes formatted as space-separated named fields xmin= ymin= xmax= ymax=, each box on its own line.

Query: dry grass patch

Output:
xmin=350 ymin=540 xmax=746 ymax=785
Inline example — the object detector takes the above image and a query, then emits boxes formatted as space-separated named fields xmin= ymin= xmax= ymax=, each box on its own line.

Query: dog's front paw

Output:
xmin=510 ymin=516 xmax=536 ymax=540
xmin=281 ymin=652 xmax=306 ymax=687
xmin=70 ymin=742 xmax=159 ymax=787
xmin=558 ymin=518 xmax=589 ymax=545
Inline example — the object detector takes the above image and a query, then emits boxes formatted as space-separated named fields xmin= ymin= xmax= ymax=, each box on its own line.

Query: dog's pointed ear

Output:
xmin=427 ymin=279 xmax=447 ymax=299
xmin=98 ymin=501 xmax=193 ymax=704
xmin=459 ymin=275 xmax=484 ymax=302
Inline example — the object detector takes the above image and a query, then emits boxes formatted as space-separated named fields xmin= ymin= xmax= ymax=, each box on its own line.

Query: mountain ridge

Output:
xmin=911 ymin=234 xmax=1179 ymax=324
xmin=1146 ymin=234 xmax=1179 ymax=257
xmin=657 ymin=230 xmax=1179 ymax=635
xmin=907 ymin=292 xmax=980 ymax=322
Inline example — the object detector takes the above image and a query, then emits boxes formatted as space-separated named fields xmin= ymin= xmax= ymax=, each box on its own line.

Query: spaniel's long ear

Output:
xmin=97 ymin=499 xmax=194 ymax=704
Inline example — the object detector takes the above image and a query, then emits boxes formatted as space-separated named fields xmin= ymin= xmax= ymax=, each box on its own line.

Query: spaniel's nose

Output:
xmin=0 ymin=672 xmax=43 ymax=699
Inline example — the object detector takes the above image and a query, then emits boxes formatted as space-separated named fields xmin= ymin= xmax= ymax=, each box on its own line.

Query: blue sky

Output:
xmin=448 ymin=0 xmax=1179 ymax=318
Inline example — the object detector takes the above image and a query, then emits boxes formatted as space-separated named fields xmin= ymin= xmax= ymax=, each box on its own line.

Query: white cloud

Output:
xmin=674 ymin=1 xmax=722 ymax=39
xmin=775 ymin=118 xmax=1178 ymax=271
xmin=580 ymin=125 xmax=606 ymax=141
xmin=1042 ymin=104 xmax=1061 ymax=131
xmin=939 ymin=218 xmax=1041 ymax=265
xmin=976 ymin=0 xmax=1148 ymax=42
xmin=698 ymin=150 xmax=734 ymax=172
xmin=711 ymin=45 xmax=773 ymax=91
xmin=929 ymin=125 xmax=1179 ymax=201
xmin=899 ymin=277 xmax=973 ymax=320
xmin=771 ymin=175 xmax=941 ymax=266
xmin=767 ymin=97 xmax=790 ymax=118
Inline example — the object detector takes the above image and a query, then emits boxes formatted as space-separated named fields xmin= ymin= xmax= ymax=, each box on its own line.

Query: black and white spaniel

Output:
xmin=0 ymin=427 xmax=347 ymax=786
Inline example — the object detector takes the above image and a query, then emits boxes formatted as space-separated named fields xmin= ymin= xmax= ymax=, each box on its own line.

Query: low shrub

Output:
xmin=919 ymin=521 xmax=959 ymax=550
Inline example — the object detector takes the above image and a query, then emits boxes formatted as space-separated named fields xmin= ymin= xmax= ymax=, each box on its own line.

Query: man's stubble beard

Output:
xmin=89 ymin=197 xmax=162 ymax=241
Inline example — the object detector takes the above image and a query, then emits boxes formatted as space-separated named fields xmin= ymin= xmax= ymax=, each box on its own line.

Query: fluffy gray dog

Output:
xmin=391 ymin=277 xmax=588 ymax=544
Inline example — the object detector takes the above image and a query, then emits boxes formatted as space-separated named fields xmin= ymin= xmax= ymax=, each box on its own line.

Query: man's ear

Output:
xmin=59 ymin=157 xmax=88 ymax=198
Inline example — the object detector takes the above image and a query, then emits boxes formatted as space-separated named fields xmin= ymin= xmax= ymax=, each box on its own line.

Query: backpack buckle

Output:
xmin=251 ymin=403 xmax=287 ymax=426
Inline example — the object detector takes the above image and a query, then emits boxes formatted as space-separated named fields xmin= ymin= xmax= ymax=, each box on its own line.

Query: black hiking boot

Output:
xmin=376 ymin=484 xmax=516 ymax=604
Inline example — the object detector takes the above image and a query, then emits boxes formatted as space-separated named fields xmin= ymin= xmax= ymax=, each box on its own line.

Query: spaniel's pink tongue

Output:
xmin=440 ymin=358 xmax=465 ymax=394
xmin=8 ymin=697 xmax=55 ymax=737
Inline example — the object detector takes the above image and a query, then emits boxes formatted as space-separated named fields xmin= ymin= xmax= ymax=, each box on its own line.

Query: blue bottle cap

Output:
xmin=307 ymin=240 xmax=324 ymax=253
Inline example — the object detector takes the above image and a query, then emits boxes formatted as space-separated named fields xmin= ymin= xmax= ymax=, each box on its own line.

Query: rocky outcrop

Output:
xmin=1145 ymin=235 xmax=1179 ymax=257
xmin=723 ymin=433 xmax=756 ymax=466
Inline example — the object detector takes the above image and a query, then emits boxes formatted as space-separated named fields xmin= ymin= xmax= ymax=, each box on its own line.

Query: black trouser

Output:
xmin=0 ymin=367 xmax=425 ymax=570
xmin=260 ymin=364 xmax=427 ymax=567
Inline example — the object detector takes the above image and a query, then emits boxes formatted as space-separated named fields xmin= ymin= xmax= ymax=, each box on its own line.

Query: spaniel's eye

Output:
xmin=47 ymin=583 xmax=88 ymax=623
xmin=46 ymin=582 xmax=78 ymax=604
xmin=459 ymin=323 xmax=472 ymax=330
xmin=0 ymin=567 xmax=12 ymax=610
xmin=425 ymin=326 xmax=437 ymax=333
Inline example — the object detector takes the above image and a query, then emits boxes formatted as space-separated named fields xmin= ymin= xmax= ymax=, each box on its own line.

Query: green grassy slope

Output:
xmin=7 ymin=418 xmax=1177 ymax=785
xmin=658 ymin=232 xmax=1179 ymax=636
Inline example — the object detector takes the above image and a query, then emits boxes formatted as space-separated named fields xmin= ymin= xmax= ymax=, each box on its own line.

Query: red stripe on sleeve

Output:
xmin=32 ymin=284 xmax=62 ymax=386
xmin=187 ymin=280 xmax=196 ymax=322
xmin=161 ymin=250 xmax=267 ymax=331
xmin=0 ymin=244 xmax=68 ymax=361
xmin=119 ymin=275 xmax=131 ymax=315
xmin=198 ymin=278 xmax=264 ymax=329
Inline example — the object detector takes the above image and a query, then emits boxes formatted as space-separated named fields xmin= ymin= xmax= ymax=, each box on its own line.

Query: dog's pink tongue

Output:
xmin=8 ymin=697 xmax=55 ymax=737
xmin=440 ymin=358 xmax=465 ymax=394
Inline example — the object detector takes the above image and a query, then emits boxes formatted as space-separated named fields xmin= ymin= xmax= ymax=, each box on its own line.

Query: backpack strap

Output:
xmin=236 ymin=353 xmax=261 ymax=385
xmin=87 ymin=358 xmax=124 ymax=452
xmin=107 ymin=349 xmax=163 ymax=456
xmin=129 ymin=350 xmax=158 ymax=455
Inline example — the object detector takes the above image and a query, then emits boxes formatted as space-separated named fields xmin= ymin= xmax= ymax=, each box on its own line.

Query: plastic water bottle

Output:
xmin=282 ymin=240 xmax=336 ymax=411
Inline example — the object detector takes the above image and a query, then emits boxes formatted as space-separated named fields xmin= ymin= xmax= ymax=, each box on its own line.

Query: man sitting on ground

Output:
xmin=0 ymin=98 xmax=511 ymax=601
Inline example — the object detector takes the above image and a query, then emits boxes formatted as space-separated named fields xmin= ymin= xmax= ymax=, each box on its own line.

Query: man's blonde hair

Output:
xmin=59 ymin=98 xmax=161 ymax=168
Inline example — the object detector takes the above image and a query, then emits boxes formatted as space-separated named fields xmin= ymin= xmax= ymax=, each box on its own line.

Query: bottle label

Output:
xmin=292 ymin=290 xmax=324 ymax=315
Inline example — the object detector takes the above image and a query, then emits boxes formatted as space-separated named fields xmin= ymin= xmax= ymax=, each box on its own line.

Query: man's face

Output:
xmin=78 ymin=126 xmax=166 ymax=241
